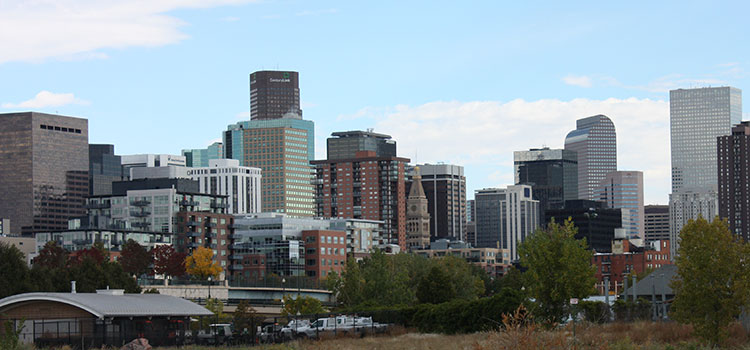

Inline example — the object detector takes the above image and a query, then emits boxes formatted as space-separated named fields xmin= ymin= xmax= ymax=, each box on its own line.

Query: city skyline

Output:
xmin=2 ymin=1 xmax=750 ymax=205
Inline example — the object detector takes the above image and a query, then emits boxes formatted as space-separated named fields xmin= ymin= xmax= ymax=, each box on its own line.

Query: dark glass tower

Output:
xmin=89 ymin=144 xmax=125 ymax=196
xmin=0 ymin=112 xmax=89 ymax=235
xmin=326 ymin=130 xmax=397 ymax=160
xmin=514 ymin=147 xmax=578 ymax=222
xmin=249 ymin=71 xmax=302 ymax=120
xmin=718 ymin=121 xmax=750 ymax=240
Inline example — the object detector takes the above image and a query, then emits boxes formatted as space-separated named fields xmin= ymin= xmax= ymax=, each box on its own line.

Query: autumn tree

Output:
xmin=671 ymin=216 xmax=749 ymax=346
xmin=120 ymin=240 xmax=152 ymax=277
xmin=185 ymin=247 xmax=222 ymax=280
xmin=518 ymin=219 xmax=596 ymax=325
xmin=152 ymin=245 xmax=187 ymax=278
xmin=281 ymin=294 xmax=325 ymax=316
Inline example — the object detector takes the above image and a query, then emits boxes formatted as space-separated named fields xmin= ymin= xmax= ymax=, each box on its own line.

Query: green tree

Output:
xmin=437 ymin=255 xmax=485 ymax=300
xmin=0 ymin=242 xmax=30 ymax=298
xmin=416 ymin=265 xmax=456 ymax=304
xmin=33 ymin=241 xmax=68 ymax=268
xmin=233 ymin=300 xmax=262 ymax=335
xmin=670 ymin=216 xmax=748 ymax=346
xmin=518 ymin=219 xmax=596 ymax=325
xmin=490 ymin=266 xmax=525 ymax=295
xmin=281 ymin=294 xmax=325 ymax=316
xmin=119 ymin=240 xmax=152 ymax=277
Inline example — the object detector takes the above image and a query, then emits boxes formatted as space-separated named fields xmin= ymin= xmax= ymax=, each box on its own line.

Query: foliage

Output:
xmin=142 ymin=288 xmax=160 ymax=294
xmin=489 ymin=266 xmax=525 ymax=296
xmin=612 ymin=298 xmax=651 ymax=322
xmin=119 ymin=239 xmax=152 ymax=276
xmin=184 ymin=247 xmax=222 ymax=280
xmin=416 ymin=265 xmax=456 ymax=304
xmin=0 ymin=243 xmax=31 ymax=299
xmin=201 ymin=298 xmax=231 ymax=328
xmin=152 ymin=245 xmax=187 ymax=278
xmin=0 ymin=319 xmax=24 ymax=350
xmin=670 ymin=216 xmax=749 ymax=346
xmin=518 ymin=219 xmax=597 ymax=325
xmin=33 ymin=241 xmax=68 ymax=268
xmin=578 ymin=300 xmax=611 ymax=323
xmin=329 ymin=250 xmax=486 ymax=309
xmin=281 ymin=294 xmax=325 ymax=316
xmin=233 ymin=300 xmax=262 ymax=336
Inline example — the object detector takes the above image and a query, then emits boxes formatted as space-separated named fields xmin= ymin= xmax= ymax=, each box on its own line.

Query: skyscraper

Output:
xmin=669 ymin=86 xmax=741 ymax=256
xmin=89 ymin=144 xmax=125 ymax=196
xmin=597 ymin=171 xmax=644 ymax=240
xmin=406 ymin=167 xmax=430 ymax=249
xmin=564 ymin=115 xmax=617 ymax=201
xmin=408 ymin=163 xmax=467 ymax=241
xmin=474 ymin=185 xmax=539 ymax=260
xmin=644 ymin=205 xmax=670 ymax=243
xmin=514 ymin=147 xmax=578 ymax=220
xmin=224 ymin=118 xmax=315 ymax=216
xmin=183 ymin=142 xmax=223 ymax=167
xmin=0 ymin=112 xmax=89 ymax=235
xmin=250 ymin=71 xmax=302 ymax=120
xmin=718 ymin=121 xmax=750 ymax=240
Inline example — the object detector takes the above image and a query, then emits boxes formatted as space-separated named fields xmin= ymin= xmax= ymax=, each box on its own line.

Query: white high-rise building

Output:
xmin=131 ymin=159 xmax=262 ymax=214
xmin=597 ymin=171 xmax=644 ymax=240
xmin=564 ymin=115 xmax=617 ymax=201
xmin=120 ymin=154 xmax=186 ymax=179
xmin=474 ymin=185 xmax=540 ymax=260
xmin=669 ymin=87 xmax=742 ymax=257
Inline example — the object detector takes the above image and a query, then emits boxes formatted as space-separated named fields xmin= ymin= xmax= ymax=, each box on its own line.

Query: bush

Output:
xmin=613 ymin=298 xmax=651 ymax=322
xmin=578 ymin=300 xmax=611 ymax=323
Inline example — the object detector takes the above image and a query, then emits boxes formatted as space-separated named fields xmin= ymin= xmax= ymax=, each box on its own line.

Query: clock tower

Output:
xmin=406 ymin=167 xmax=431 ymax=249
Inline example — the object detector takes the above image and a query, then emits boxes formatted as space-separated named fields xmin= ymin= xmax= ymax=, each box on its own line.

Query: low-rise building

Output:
xmin=0 ymin=235 xmax=36 ymax=265
xmin=413 ymin=240 xmax=511 ymax=276
xmin=591 ymin=233 xmax=671 ymax=295
xmin=302 ymin=230 xmax=347 ymax=279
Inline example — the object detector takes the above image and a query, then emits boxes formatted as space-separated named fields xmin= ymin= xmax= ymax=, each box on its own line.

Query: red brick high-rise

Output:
xmin=312 ymin=147 xmax=409 ymax=251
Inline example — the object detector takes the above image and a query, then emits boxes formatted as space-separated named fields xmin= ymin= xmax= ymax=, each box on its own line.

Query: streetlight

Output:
xmin=208 ymin=276 xmax=212 ymax=300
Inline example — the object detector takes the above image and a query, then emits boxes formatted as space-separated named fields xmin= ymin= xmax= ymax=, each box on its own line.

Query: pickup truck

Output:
xmin=293 ymin=316 xmax=389 ymax=339
xmin=195 ymin=323 xmax=233 ymax=345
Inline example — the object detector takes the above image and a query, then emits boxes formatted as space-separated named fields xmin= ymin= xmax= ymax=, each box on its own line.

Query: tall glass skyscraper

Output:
xmin=670 ymin=87 xmax=741 ymax=256
xmin=564 ymin=115 xmax=617 ymax=201
xmin=514 ymin=147 xmax=578 ymax=221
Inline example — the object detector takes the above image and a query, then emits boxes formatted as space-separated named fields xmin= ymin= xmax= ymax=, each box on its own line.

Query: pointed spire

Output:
xmin=409 ymin=166 xmax=426 ymax=199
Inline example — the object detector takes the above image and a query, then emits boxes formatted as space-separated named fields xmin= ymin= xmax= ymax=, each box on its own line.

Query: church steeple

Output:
xmin=407 ymin=166 xmax=430 ymax=250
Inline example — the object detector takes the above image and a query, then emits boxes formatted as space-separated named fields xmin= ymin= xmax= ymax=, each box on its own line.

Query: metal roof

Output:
xmin=0 ymin=292 xmax=213 ymax=319
xmin=621 ymin=264 xmax=678 ymax=297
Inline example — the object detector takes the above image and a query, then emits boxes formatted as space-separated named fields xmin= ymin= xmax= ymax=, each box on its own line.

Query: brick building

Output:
xmin=592 ymin=237 xmax=671 ymax=295
xmin=302 ymin=230 xmax=347 ymax=279
xmin=312 ymin=150 xmax=409 ymax=250
xmin=174 ymin=211 xmax=235 ymax=278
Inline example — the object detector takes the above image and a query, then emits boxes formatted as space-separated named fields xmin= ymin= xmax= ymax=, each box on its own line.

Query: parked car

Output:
xmin=196 ymin=323 xmax=233 ymax=345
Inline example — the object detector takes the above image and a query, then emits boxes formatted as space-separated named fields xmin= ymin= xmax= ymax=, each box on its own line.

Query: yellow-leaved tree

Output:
xmin=184 ymin=246 xmax=222 ymax=280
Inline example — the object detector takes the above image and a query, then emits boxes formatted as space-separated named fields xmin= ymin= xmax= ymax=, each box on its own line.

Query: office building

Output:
xmin=474 ymin=185 xmax=540 ymax=260
xmin=0 ymin=112 xmax=89 ymax=235
xmin=120 ymin=154 xmax=186 ymax=179
xmin=718 ymin=121 xmax=750 ymax=240
xmin=408 ymin=163 xmax=467 ymax=241
xmin=249 ymin=71 xmax=302 ymax=120
xmin=312 ymin=149 xmax=410 ymax=250
xmin=644 ymin=205 xmax=670 ymax=243
xmin=597 ymin=171 xmax=644 ymax=240
xmin=514 ymin=147 xmax=578 ymax=219
xmin=326 ymin=130 xmax=396 ymax=160
xmin=131 ymin=159 xmax=262 ymax=215
xmin=406 ymin=167 xmax=430 ymax=249
xmin=224 ymin=118 xmax=315 ymax=216
xmin=670 ymin=87 xmax=741 ymax=256
xmin=329 ymin=218 xmax=383 ymax=260
xmin=182 ymin=142 xmax=223 ymax=167
xmin=89 ymin=144 xmax=125 ymax=196
xmin=546 ymin=200 xmax=623 ymax=253
xmin=564 ymin=115 xmax=617 ymax=201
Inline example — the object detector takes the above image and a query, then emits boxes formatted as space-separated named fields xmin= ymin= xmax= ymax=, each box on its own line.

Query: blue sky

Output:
xmin=1 ymin=0 xmax=749 ymax=204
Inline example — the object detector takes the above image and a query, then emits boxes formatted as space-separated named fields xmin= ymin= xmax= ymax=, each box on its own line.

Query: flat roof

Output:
xmin=0 ymin=292 xmax=213 ymax=319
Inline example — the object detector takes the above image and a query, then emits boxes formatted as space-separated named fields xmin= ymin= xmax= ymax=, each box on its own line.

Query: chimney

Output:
xmin=71 ymin=281 xmax=77 ymax=294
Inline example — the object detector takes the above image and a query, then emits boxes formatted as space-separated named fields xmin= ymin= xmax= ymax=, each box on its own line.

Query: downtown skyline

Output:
xmin=2 ymin=1 xmax=750 ymax=205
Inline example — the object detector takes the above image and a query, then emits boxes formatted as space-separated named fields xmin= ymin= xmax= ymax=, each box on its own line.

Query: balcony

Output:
xmin=205 ymin=232 xmax=217 ymax=239
xmin=180 ymin=200 xmax=199 ymax=206
xmin=205 ymin=222 xmax=217 ymax=228
xmin=211 ymin=202 xmax=227 ymax=209
xmin=188 ymin=242 xmax=201 ymax=249
xmin=186 ymin=221 xmax=200 ymax=227
xmin=85 ymin=202 xmax=111 ymax=209
xmin=131 ymin=200 xmax=151 ymax=207
xmin=228 ymin=234 xmax=239 ymax=240
xmin=229 ymin=254 xmax=243 ymax=260
xmin=130 ymin=210 xmax=151 ymax=217
xmin=185 ymin=231 xmax=201 ymax=238
xmin=228 ymin=264 xmax=244 ymax=271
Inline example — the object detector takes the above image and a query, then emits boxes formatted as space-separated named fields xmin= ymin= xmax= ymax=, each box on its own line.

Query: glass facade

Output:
xmin=514 ymin=148 xmax=578 ymax=222
xmin=564 ymin=115 xmax=617 ymax=201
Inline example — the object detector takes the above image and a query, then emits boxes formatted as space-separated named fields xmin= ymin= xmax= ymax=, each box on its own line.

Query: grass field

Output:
xmin=158 ymin=321 xmax=750 ymax=350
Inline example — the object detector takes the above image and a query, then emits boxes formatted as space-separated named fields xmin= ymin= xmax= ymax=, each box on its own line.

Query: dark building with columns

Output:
xmin=0 ymin=112 xmax=89 ymax=235
xmin=718 ymin=121 xmax=750 ymax=240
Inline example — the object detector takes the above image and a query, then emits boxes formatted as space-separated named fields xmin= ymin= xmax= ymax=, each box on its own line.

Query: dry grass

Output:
xmin=156 ymin=321 xmax=750 ymax=350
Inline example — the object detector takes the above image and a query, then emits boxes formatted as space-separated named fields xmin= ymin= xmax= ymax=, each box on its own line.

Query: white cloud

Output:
xmin=562 ymin=75 xmax=593 ymax=88
xmin=235 ymin=111 xmax=251 ymax=119
xmin=0 ymin=0 xmax=256 ymax=64
xmin=2 ymin=91 xmax=90 ymax=108
xmin=357 ymin=97 xmax=670 ymax=204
